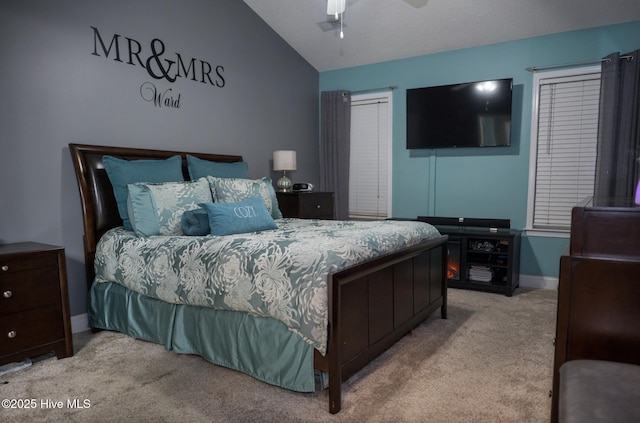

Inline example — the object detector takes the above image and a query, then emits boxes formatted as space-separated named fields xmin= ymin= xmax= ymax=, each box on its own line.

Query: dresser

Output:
xmin=0 ymin=242 xmax=73 ymax=366
xmin=276 ymin=192 xmax=334 ymax=219
xmin=550 ymin=198 xmax=640 ymax=422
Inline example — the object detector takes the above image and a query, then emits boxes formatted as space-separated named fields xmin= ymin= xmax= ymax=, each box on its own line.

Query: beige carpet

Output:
xmin=1 ymin=287 xmax=557 ymax=423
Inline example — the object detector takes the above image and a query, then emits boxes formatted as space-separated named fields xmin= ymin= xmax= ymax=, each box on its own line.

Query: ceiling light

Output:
xmin=326 ymin=0 xmax=345 ymax=38
xmin=327 ymin=0 xmax=345 ymax=17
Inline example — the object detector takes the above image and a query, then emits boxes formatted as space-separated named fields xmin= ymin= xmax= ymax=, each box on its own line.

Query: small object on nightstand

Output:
xmin=0 ymin=242 xmax=73 ymax=366
xmin=292 ymin=183 xmax=313 ymax=192
xmin=276 ymin=192 xmax=334 ymax=219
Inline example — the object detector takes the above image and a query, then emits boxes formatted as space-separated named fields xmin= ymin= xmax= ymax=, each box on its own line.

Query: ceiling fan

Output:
xmin=326 ymin=0 xmax=428 ymax=15
xmin=323 ymin=0 xmax=428 ymax=38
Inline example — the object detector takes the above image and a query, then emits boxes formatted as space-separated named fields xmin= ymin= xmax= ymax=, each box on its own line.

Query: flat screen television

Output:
xmin=406 ymin=78 xmax=513 ymax=149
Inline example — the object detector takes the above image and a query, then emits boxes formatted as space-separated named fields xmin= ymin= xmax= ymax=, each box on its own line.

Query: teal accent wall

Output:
xmin=320 ymin=21 xmax=640 ymax=278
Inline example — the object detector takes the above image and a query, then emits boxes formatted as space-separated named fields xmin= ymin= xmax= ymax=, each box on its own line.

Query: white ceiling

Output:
xmin=243 ymin=0 xmax=640 ymax=72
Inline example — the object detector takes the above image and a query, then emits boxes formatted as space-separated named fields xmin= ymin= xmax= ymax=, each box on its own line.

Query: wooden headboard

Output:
xmin=69 ymin=143 xmax=243 ymax=287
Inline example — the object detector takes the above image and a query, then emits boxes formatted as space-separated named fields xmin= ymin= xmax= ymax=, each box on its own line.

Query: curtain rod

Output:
xmin=526 ymin=55 xmax=633 ymax=72
xmin=349 ymin=86 xmax=397 ymax=94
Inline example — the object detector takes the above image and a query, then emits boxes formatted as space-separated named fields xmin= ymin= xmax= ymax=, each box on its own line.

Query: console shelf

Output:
xmin=418 ymin=217 xmax=521 ymax=296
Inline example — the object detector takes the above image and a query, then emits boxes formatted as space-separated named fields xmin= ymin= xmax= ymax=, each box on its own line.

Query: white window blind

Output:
xmin=349 ymin=93 xmax=391 ymax=219
xmin=530 ymin=69 xmax=600 ymax=231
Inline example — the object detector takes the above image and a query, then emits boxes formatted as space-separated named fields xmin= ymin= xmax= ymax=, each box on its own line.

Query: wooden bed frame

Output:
xmin=69 ymin=143 xmax=449 ymax=414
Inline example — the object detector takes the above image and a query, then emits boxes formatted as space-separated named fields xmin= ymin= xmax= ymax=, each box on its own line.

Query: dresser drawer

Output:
xmin=0 ymin=304 xmax=64 ymax=357
xmin=0 ymin=267 xmax=61 ymax=315
xmin=0 ymin=253 xmax=58 ymax=274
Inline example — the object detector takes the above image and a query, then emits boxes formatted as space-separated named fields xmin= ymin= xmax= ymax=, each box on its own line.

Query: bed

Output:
xmin=69 ymin=143 xmax=449 ymax=413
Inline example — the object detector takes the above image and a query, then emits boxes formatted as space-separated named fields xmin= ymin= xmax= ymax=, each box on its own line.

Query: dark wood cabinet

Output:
xmin=550 ymin=199 xmax=640 ymax=423
xmin=418 ymin=217 xmax=521 ymax=296
xmin=0 ymin=242 xmax=73 ymax=366
xmin=276 ymin=192 xmax=334 ymax=219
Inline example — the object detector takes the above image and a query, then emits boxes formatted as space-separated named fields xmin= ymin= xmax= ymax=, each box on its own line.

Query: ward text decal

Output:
xmin=90 ymin=26 xmax=225 ymax=110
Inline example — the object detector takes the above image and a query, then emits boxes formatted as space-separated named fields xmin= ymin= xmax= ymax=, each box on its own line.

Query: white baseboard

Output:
xmin=520 ymin=274 xmax=558 ymax=290
xmin=71 ymin=313 xmax=90 ymax=334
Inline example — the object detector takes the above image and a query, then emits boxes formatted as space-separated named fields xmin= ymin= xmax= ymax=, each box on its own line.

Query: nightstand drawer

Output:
xmin=0 ymin=253 xmax=58 ymax=274
xmin=299 ymin=195 xmax=333 ymax=218
xmin=277 ymin=192 xmax=335 ymax=219
xmin=0 ymin=304 xmax=64 ymax=357
xmin=0 ymin=267 xmax=62 ymax=315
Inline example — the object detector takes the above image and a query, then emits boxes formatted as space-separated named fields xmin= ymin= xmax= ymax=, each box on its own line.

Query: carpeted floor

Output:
xmin=1 ymin=287 xmax=557 ymax=422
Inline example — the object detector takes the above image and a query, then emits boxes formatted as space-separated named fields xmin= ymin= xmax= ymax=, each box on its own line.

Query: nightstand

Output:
xmin=276 ymin=192 xmax=334 ymax=219
xmin=0 ymin=242 xmax=73 ymax=366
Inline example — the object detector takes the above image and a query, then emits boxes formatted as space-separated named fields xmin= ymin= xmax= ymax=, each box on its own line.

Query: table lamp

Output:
xmin=273 ymin=150 xmax=296 ymax=192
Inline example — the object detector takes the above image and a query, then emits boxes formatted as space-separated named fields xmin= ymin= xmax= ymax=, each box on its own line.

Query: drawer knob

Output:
xmin=7 ymin=330 xmax=17 ymax=339
xmin=3 ymin=290 xmax=12 ymax=298
xmin=316 ymin=204 xmax=321 ymax=209
xmin=1 ymin=265 xmax=8 ymax=272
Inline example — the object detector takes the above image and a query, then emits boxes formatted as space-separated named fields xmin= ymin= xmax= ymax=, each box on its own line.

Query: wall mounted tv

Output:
xmin=406 ymin=78 xmax=513 ymax=149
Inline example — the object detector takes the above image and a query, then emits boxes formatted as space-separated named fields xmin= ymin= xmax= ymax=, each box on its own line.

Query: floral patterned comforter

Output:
xmin=94 ymin=218 xmax=441 ymax=354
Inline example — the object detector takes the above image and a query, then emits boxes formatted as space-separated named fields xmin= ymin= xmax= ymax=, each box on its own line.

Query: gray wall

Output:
xmin=0 ymin=0 xmax=319 ymax=317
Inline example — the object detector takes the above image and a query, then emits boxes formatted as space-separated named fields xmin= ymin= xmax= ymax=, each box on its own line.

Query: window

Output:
xmin=526 ymin=66 xmax=601 ymax=236
xmin=349 ymin=92 xmax=392 ymax=219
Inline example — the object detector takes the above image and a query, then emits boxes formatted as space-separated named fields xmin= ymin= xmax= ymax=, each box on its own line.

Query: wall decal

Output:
xmin=90 ymin=26 xmax=225 ymax=109
xmin=140 ymin=82 xmax=181 ymax=109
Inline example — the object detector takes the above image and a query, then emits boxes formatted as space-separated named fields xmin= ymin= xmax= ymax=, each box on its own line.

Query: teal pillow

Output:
xmin=181 ymin=208 xmax=210 ymax=236
xmin=200 ymin=196 xmax=278 ymax=236
xmin=127 ymin=178 xmax=212 ymax=237
xmin=186 ymin=155 xmax=249 ymax=180
xmin=207 ymin=176 xmax=283 ymax=220
xmin=103 ymin=155 xmax=184 ymax=231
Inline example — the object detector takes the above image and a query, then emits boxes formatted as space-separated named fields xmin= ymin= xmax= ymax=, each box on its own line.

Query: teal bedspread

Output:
xmin=94 ymin=218 xmax=440 ymax=355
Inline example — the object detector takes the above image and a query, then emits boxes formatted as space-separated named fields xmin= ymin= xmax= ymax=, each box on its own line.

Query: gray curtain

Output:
xmin=320 ymin=90 xmax=351 ymax=220
xmin=594 ymin=49 xmax=640 ymax=200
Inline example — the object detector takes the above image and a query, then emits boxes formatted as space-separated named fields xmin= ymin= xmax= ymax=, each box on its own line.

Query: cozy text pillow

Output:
xmin=207 ymin=176 xmax=283 ymax=219
xmin=200 ymin=196 xmax=278 ymax=236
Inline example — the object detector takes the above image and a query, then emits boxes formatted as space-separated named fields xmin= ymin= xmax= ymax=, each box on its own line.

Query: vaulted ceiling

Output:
xmin=243 ymin=0 xmax=640 ymax=71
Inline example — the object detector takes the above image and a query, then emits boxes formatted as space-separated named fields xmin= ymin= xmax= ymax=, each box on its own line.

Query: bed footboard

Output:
xmin=326 ymin=236 xmax=448 ymax=413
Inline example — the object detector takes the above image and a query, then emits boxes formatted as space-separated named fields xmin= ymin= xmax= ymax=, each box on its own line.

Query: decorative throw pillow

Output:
xmin=181 ymin=208 xmax=210 ymax=236
xmin=127 ymin=178 xmax=212 ymax=237
xmin=207 ymin=176 xmax=283 ymax=219
xmin=103 ymin=155 xmax=184 ymax=231
xmin=186 ymin=154 xmax=249 ymax=180
xmin=200 ymin=196 xmax=278 ymax=236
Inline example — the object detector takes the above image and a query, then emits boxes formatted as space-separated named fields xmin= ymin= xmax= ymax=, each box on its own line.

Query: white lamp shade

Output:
xmin=273 ymin=150 xmax=297 ymax=171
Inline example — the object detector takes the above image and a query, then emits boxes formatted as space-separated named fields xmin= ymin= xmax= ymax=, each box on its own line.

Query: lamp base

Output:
xmin=277 ymin=175 xmax=292 ymax=192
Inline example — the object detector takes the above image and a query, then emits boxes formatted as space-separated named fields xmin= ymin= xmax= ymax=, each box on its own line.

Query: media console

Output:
xmin=418 ymin=216 xmax=521 ymax=296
